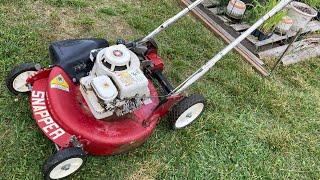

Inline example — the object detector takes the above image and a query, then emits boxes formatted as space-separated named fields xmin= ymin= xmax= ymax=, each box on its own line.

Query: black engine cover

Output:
xmin=49 ymin=38 xmax=109 ymax=82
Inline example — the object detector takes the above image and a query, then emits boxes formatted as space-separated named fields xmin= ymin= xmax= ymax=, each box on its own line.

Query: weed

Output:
xmin=247 ymin=0 xmax=287 ymax=34
xmin=301 ymin=0 xmax=320 ymax=9
xmin=98 ymin=7 xmax=117 ymax=16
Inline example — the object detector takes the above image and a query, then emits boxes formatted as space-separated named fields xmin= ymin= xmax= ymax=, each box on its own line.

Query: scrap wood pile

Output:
xmin=181 ymin=0 xmax=320 ymax=75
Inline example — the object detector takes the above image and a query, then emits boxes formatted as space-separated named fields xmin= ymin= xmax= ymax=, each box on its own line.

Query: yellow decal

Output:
xmin=118 ymin=71 xmax=133 ymax=86
xmin=50 ymin=74 xmax=69 ymax=92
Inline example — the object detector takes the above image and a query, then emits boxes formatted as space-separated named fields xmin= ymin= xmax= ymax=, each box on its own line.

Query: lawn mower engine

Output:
xmin=80 ymin=44 xmax=151 ymax=119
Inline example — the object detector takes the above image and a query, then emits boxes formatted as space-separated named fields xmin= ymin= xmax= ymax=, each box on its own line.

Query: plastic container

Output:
xmin=276 ymin=16 xmax=294 ymax=34
xmin=288 ymin=1 xmax=317 ymax=31
xmin=226 ymin=0 xmax=247 ymax=20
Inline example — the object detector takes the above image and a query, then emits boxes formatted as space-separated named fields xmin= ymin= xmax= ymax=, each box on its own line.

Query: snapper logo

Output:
xmin=31 ymin=91 xmax=66 ymax=140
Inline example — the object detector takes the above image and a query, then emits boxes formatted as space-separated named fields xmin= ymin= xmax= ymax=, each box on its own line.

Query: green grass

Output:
xmin=0 ymin=0 xmax=320 ymax=179
xmin=98 ymin=7 xmax=117 ymax=16
xmin=73 ymin=16 xmax=96 ymax=27
xmin=302 ymin=0 xmax=320 ymax=9
xmin=45 ymin=0 xmax=89 ymax=8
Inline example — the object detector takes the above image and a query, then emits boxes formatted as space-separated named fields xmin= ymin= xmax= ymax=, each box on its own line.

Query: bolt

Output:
xmin=35 ymin=64 xmax=42 ymax=70
xmin=61 ymin=164 xmax=71 ymax=171
xmin=186 ymin=112 xmax=193 ymax=118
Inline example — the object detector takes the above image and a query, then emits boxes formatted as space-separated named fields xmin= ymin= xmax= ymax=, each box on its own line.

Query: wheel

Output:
xmin=43 ymin=147 xmax=86 ymax=180
xmin=6 ymin=63 xmax=38 ymax=94
xmin=168 ymin=94 xmax=206 ymax=129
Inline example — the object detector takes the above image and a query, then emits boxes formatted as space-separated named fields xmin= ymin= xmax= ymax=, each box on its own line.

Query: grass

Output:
xmin=247 ymin=0 xmax=287 ymax=34
xmin=301 ymin=0 xmax=320 ymax=9
xmin=0 ymin=0 xmax=320 ymax=179
xmin=98 ymin=7 xmax=117 ymax=16
xmin=45 ymin=0 xmax=89 ymax=8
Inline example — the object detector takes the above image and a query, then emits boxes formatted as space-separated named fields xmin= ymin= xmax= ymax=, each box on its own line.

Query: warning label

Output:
xmin=50 ymin=74 xmax=69 ymax=92
xmin=118 ymin=71 xmax=134 ymax=86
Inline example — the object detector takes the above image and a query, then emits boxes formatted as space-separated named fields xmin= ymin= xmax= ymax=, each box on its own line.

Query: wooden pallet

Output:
xmin=180 ymin=0 xmax=320 ymax=75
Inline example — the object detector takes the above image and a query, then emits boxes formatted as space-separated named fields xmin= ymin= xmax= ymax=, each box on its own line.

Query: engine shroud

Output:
xmin=80 ymin=44 xmax=151 ymax=119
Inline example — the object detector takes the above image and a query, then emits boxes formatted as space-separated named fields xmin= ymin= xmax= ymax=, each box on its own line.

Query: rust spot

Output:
xmin=112 ymin=138 xmax=146 ymax=155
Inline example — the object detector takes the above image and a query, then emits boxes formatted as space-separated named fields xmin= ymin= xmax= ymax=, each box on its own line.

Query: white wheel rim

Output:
xmin=12 ymin=71 xmax=36 ymax=92
xmin=175 ymin=103 xmax=204 ymax=129
xmin=49 ymin=158 xmax=83 ymax=179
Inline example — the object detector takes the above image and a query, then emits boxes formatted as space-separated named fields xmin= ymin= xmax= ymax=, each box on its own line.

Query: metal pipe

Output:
xmin=172 ymin=0 xmax=293 ymax=94
xmin=269 ymin=28 xmax=303 ymax=75
xmin=137 ymin=0 xmax=204 ymax=45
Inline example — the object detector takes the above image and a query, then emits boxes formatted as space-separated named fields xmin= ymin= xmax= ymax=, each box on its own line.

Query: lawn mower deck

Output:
xmin=30 ymin=65 xmax=161 ymax=155
xmin=27 ymin=38 xmax=171 ymax=155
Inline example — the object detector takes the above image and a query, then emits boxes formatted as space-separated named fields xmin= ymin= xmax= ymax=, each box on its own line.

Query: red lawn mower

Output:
xmin=5 ymin=0 xmax=291 ymax=179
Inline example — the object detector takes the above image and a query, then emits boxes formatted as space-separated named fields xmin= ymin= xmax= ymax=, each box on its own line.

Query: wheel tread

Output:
xmin=43 ymin=147 xmax=86 ymax=180
xmin=6 ymin=63 xmax=38 ymax=94
xmin=168 ymin=94 xmax=206 ymax=129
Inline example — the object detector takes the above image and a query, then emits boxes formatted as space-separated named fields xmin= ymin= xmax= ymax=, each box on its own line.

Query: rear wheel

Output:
xmin=169 ymin=94 xmax=206 ymax=129
xmin=6 ymin=63 xmax=38 ymax=94
xmin=43 ymin=147 xmax=86 ymax=180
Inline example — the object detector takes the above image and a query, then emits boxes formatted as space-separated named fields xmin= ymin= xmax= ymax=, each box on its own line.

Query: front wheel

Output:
xmin=43 ymin=147 xmax=86 ymax=180
xmin=6 ymin=63 xmax=39 ymax=94
xmin=168 ymin=94 xmax=206 ymax=129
